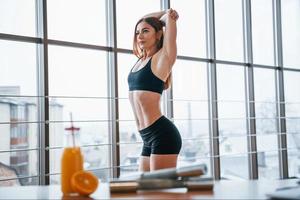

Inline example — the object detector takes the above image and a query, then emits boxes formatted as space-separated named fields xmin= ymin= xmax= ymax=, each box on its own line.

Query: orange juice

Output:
xmin=61 ymin=147 xmax=83 ymax=195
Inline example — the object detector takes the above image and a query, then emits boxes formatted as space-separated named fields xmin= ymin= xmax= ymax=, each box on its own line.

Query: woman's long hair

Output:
xmin=133 ymin=17 xmax=172 ymax=90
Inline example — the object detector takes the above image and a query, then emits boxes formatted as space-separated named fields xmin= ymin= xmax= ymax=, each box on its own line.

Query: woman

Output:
xmin=127 ymin=9 xmax=182 ymax=171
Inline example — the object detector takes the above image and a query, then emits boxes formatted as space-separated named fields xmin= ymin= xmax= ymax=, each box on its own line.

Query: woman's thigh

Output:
xmin=139 ymin=156 xmax=150 ymax=172
xmin=150 ymin=154 xmax=178 ymax=171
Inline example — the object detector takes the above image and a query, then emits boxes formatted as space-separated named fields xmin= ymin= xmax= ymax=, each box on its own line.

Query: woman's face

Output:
xmin=135 ymin=21 xmax=157 ymax=50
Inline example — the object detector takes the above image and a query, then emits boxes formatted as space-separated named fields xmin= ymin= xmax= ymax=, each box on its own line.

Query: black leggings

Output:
xmin=139 ymin=116 xmax=182 ymax=157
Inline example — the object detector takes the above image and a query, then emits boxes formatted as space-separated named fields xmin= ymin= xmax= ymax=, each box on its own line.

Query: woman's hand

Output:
xmin=159 ymin=8 xmax=178 ymax=25
xmin=167 ymin=8 xmax=179 ymax=21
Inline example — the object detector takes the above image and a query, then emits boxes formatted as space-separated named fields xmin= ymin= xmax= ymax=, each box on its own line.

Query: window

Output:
xmin=251 ymin=0 xmax=275 ymax=66
xmin=48 ymin=46 xmax=109 ymax=183
xmin=254 ymin=68 xmax=279 ymax=179
xmin=171 ymin=0 xmax=207 ymax=58
xmin=1 ymin=0 xmax=299 ymax=185
xmin=47 ymin=0 xmax=107 ymax=45
xmin=0 ymin=39 xmax=38 ymax=185
xmin=285 ymin=71 xmax=300 ymax=177
xmin=0 ymin=40 xmax=37 ymax=96
xmin=217 ymin=64 xmax=248 ymax=179
xmin=281 ymin=0 xmax=300 ymax=69
xmin=215 ymin=0 xmax=244 ymax=62
xmin=172 ymin=59 xmax=210 ymax=175
xmin=0 ymin=0 xmax=36 ymax=36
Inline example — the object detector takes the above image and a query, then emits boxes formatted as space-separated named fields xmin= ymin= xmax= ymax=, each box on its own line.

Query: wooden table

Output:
xmin=0 ymin=179 xmax=298 ymax=199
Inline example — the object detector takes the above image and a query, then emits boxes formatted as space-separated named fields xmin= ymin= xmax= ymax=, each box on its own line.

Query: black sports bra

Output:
xmin=128 ymin=58 xmax=165 ymax=94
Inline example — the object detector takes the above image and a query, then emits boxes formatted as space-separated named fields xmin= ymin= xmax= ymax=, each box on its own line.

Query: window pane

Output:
xmin=219 ymin=102 xmax=245 ymax=119
xmin=49 ymin=121 xmax=109 ymax=147
xmin=0 ymin=40 xmax=37 ymax=96
xmin=173 ymin=102 xmax=209 ymax=124
xmin=284 ymin=71 xmax=300 ymax=177
xmin=179 ymin=139 xmax=211 ymax=177
xmin=173 ymin=60 xmax=208 ymax=100
xmin=172 ymin=60 xmax=209 ymax=170
xmin=0 ymin=120 xmax=39 ymax=151
xmin=48 ymin=46 xmax=109 ymax=182
xmin=48 ymin=46 xmax=107 ymax=97
xmin=0 ymin=0 xmax=36 ymax=36
xmin=217 ymin=65 xmax=245 ymax=101
xmin=116 ymin=0 xmax=160 ymax=49
xmin=0 ymin=97 xmax=38 ymax=124
xmin=219 ymin=119 xmax=247 ymax=135
xmin=215 ymin=0 xmax=244 ymax=62
xmin=217 ymin=65 xmax=246 ymax=127
xmin=254 ymin=67 xmax=277 ymax=152
xmin=254 ymin=68 xmax=276 ymax=102
xmin=47 ymin=0 xmax=106 ymax=45
xmin=254 ymin=68 xmax=279 ymax=179
xmin=254 ymin=68 xmax=277 ymax=135
xmin=49 ymin=98 xmax=108 ymax=122
xmin=0 ymin=39 xmax=39 ymax=186
xmin=251 ymin=0 xmax=274 ymax=65
xmin=171 ymin=0 xmax=207 ymax=57
xmin=119 ymin=121 xmax=141 ymax=143
xmin=220 ymin=136 xmax=247 ymax=156
xmin=120 ymin=143 xmax=143 ymax=176
xmin=282 ymin=0 xmax=300 ymax=69
xmin=221 ymin=154 xmax=248 ymax=179
xmin=119 ymin=99 xmax=134 ymax=121
xmin=18 ymin=177 xmax=39 ymax=186
xmin=256 ymin=135 xmax=279 ymax=179
xmin=217 ymin=64 xmax=248 ymax=179
xmin=0 ymin=150 xmax=38 ymax=186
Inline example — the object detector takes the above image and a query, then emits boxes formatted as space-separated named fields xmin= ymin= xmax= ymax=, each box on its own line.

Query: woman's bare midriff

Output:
xmin=129 ymin=90 xmax=163 ymax=131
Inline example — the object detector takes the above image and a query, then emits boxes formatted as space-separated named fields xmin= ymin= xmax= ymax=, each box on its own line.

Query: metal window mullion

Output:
xmin=242 ymin=0 xmax=258 ymax=180
xmin=273 ymin=0 xmax=288 ymax=179
xmin=47 ymin=39 xmax=112 ymax=51
xmin=36 ymin=0 xmax=49 ymax=185
xmin=0 ymin=33 xmax=42 ymax=43
xmin=205 ymin=0 xmax=220 ymax=180
xmin=161 ymin=0 xmax=170 ymax=10
xmin=161 ymin=0 xmax=173 ymax=119
xmin=163 ymin=78 xmax=174 ymax=119
xmin=106 ymin=0 xmax=120 ymax=178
